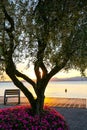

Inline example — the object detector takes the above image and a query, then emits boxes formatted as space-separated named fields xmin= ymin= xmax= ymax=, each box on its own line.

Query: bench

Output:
xmin=4 ymin=89 xmax=20 ymax=105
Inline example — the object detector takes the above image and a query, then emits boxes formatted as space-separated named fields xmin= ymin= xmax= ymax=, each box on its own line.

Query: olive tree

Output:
xmin=0 ymin=0 xmax=87 ymax=114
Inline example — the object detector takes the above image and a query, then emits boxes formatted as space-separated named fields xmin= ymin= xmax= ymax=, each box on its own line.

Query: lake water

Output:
xmin=0 ymin=81 xmax=87 ymax=99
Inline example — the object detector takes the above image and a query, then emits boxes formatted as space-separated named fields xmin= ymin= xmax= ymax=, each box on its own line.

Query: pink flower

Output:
xmin=0 ymin=105 xmax=69 ymax=129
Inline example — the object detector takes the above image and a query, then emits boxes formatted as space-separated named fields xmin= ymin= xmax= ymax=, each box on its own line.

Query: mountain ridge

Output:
xmin=51 ymin=76 xmax=87 ymax=81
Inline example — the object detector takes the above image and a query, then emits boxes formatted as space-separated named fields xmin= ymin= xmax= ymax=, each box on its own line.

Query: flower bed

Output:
xmin=0 ymin=105 xmax=69 ymax=130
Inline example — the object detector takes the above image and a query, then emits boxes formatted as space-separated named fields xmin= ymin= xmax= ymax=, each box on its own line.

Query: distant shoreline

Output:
xmin=0 ymin=79 xmax=87 ymax=83
xmin=51 ymin=76 xmax=87 ymax=82
xmin=50 ymin=79 xmax=87 ymax=82
xmin=0 ymin=80 xmax=87 ymax=83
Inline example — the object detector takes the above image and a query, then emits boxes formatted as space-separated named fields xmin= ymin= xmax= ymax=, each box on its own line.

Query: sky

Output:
xmin=0 ymin=63 xmax=84 ymax=81
xmin=54 ymin=69 xmax=81 ymax=79
xmin=22 ymin=68 xmax=81 ymax=79
xmin=1 ymin=69 xmax=81 ymax=81
xmin=28 ymin=68 xmax=82 ymax=79
xmin=16 ymin=63 xmax=82 ymax=79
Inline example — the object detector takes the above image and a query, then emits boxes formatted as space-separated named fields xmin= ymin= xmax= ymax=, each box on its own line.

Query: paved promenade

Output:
xmin=44 ymin=97 xmax=86 ymax=108
xmin=0 ymin=97 xmax=87 ymax=130
xmin=0 ymin=97 xmax=86 ymax=108
xmin=55 ymin=107 xmax=87 ymax=130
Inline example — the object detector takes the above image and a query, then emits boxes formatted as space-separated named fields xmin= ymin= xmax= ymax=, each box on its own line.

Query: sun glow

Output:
xmin=54 ymin=69 xmax=81 ymax=79
xmin=23 ymin=68 xmax=36 ymax=79
xmin=1 ymin=63 xmax=84 ymax=81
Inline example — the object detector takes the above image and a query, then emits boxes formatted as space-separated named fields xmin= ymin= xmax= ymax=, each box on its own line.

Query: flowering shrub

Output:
xmin=0 ymin=105 xmax=69 ymax=130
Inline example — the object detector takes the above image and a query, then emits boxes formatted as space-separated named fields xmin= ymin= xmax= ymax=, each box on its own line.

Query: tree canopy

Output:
xmin=0 ymin=0 xmax=87 ymax=114
xmin=0 ymin=0 xmax=87 ymax=76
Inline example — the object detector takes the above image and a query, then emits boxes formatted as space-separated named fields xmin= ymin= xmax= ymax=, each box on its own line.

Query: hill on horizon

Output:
xmin=51 ymin=76 xmax=87 ymax=81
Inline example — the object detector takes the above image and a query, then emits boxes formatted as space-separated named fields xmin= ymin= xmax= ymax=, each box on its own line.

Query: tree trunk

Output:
xmin=35 ymin=94 xmax=45 ymax=115
xmin=5 ymin=60 xmax=48 ymax=115
xmin=33 ymin=80 xmax=47 ymax=115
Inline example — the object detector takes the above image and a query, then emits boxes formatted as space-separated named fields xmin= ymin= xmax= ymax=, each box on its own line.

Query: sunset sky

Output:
xmin=20 ymin=64 xmax=84 ymax=80
xmin=1 ymin=63 xmax=85 ymax=81
xmin=16 ymin=63 xmax=82 ymax=79
xmin=23 ymin=67 xmax=82 ymax=79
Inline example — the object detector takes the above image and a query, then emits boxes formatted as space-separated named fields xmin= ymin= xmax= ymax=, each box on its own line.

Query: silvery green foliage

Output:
xmin=0 ymin=0 xmax=87 ymax=76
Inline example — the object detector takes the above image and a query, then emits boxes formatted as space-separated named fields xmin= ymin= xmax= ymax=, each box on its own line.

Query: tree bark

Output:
xmin=32 ymin=80 xmax=46 ymax=115
xmin=31 ymin=94 xmax=45 ymax=115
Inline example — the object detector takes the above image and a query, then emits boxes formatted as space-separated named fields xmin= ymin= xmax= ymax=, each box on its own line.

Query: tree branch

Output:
xmin=34 ymin=39 xmax=47 ymax=80
xmin=47 ymin=58 xmax=69 ymax=80
xmin=1 ymin=3 xmax=15 ymax=55
xmin=40 ymin=62 xmax=48 ymax=78
xmin=6 ymin=68 xmax=36 ymax=108
xmin=15 ymin=70 xmax=36 ymax=92
xmin=34 ymin=61 xmax=41 ymax=81
xmin=47 ymin=38 xmax=80 ymax=81
xmin=2 ymin=4 xmax=14 ymax=32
